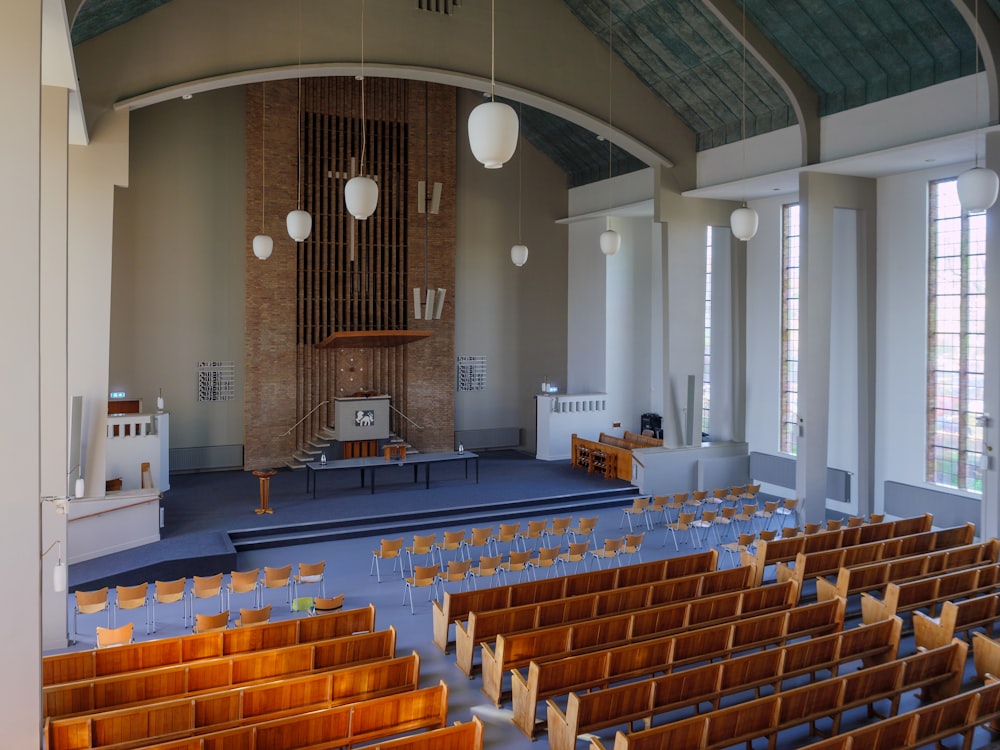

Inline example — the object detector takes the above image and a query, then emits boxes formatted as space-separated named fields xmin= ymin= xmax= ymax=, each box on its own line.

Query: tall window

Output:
xmin=927 ymin=178 xmax=985 ymax=492
xmin=702 ymin=227 xmax=712 ymax=436
xmin=780 ymin=204 xmax=800 ymax=455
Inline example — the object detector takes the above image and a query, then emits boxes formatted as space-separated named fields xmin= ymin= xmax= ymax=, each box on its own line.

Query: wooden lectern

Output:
xmin=253 ymin=469 xmax=278 ymax=514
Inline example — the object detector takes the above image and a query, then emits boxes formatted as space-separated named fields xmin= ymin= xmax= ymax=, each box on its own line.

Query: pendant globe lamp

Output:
xmin=958 ymin=0 xmax=999 ymax=213
xmin=600 ymin=0 xmax=620 ymax=257
xmin=286 ymin=2 xmax=312 ymax=242
xmin=253 ymin=81 xmax=274 ymax=260
xmin=468 ymin=0 xmax=518 ymax=169
xmin=511 ymin=106 xmax=528 ymax=267
xmin=730 ymin=2 xmax=759 ymax=241
xmin=344 ymin=0 xmax=379 ymax=220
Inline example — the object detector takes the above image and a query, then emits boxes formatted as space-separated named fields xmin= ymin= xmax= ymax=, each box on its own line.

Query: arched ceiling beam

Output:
xmin=950 ymin=0 xmax=1000 ymax=126
xmin=699 ymin=0 xmax=820 ymax=166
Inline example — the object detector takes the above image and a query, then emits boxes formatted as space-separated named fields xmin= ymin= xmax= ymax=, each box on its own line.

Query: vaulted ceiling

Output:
xmin=67 ymin=0 xmax=997 ymax=187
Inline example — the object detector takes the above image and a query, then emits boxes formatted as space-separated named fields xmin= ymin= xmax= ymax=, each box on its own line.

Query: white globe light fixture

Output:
xmin=469 ymin=101 xmax=519 ymax=169
xmin=511 ymin=243 xmax=529 ymax=267
xmin=958 ymin=166 xmax=1000 ymax=213
xmin=253 ymin=234 xmax=274 ymax=260
xmin=600 ymin=226 xmax=621 ymax=256
xmin=286 ymin=209 xmax=312 ymax=242
xmin=730 ymin=205 xmax=759 ymax=242
xmin=469 ymin=0 xmax=519 ymax=169
xmin=345 ymin=175 xmax=379 ymax=220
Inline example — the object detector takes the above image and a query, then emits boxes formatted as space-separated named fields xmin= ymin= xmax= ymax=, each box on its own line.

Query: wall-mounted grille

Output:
xmin=416 ymin=0 xmax=461 ymax=14
xmin=197 ymin=361 xmax=236 ymax=402
xmin=457 ymin=355 xmax=487 ymax=392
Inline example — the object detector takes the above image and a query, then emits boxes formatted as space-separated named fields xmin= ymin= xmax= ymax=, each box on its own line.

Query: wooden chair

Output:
xmin=226 ymin=568 xmax=260 ymax=610
xmin=73 ymin=587 xmax=110 ymax=637
xmin=490 ymin=523 xmax=520 ymax=556
xmin=869 ymin=513 xmax=886 ymax=524
xmin=754 ymin=500 xmax=780 ymax=531
xmin=193 ymin=610 xmax=229 ymax=633
xmin=370 ymin=537 xmax=405 ymax=582
xmin=435 ymin=529 xmax=469 ymax=565
xmin=294 ymin=560 xmax=326 ymax=598
xmin=188 ymin=573 xmax=224 ymax=621
xmin=805 ymin=522 xmax=822 ymax=534
xmin=722 ymin=532 xmax=758 ymax=567
xmin=504 ymin=550 xmax=535 ymax=582
xmin=471 ymin=555 xmax=505 ymax=587
xmin=531 ymin=546 xmax=562 ymax=578
xmin=310 ymin=594 xmax=345 ymax=615
xmin=847 ymin=515 xmax=865 ymax=527
xmin=647 ymin=495 xmax=671 ymax=526
xmin=726 ymin=484 xmax=746 ymax=504
xmin=543 ymin=516 xmax=572 ymax=549
xmin=687 ymin=490 xmax=708 ymax=508
xmin=621 ymin=497 xmax=651 ymax=531
xmin=708 ymin=488 xmax=727 ymax=506
xmin=664 ymin=511 xmax=698 ymax=550
xmin=96 ymin=622 xmax=134 ymax=648
xmin=782 ymin=525 xmax=801 ymax=538
xmin=774 ymin=498 xmax=798 ymax=527
xmin=714 ymin=505 xmax=737 ymax=541
xmin=466 ymin=527 xmax=494 ymax=559
xmin=260 ymin=564 xmax=292 ymax=609
xmin=556 ymin=542 xmax=590 ymax=574
xmin=758 ymin=528 xmax=778 ymax=542
xmin=235 ymin=604 xmax=272 ymax=627
xmin=827 ymin=518 xmax=843 ymax=531
xmin=113 ymin=582 xmax=149 ymax=634
xmin=403 ymin=564 xmax=442 ymax=614
xmin=734 ymin=502 xmax=758 ymax=534
xmin=151 ymin=577 xmax=188 ymax=631
xmin=517 ymin=520 xmax=549 ymax=551
xmin=441 ymin=558 xmax=474 ymax=592
xmin=589 ymin=537 xmax=625 ymax=568
xmin=406 ymin=534 xmax=438 ymax=575
xmin=569 ymin=516 xmax=599 ymax=547
xmin=741 ymin=483 xmax=762 ymax=502
xmin=692 ymin=509 xmax=719 ymax=547
xmin=622 ymin=532 xmax=645 ymax=564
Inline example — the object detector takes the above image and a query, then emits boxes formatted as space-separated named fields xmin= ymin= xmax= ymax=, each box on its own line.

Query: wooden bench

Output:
xmin=796 ymin=678 xmax=1000 ymax=750
xmin=45 ymin=652 xmax=422 ymax=750
xmin=482 ymin=579 xmax=796 ymax=707
xmin=913 ymin=592 xmax=1000 ymax=650
xmin=622 ymin=430 xmax=662 ymax=447
xmin=44 ymin=627 xmax=396 ymax=719
xmin=509 ymin=596 xmax=846 ymax=739
xmin=571 ymin=433 xmax=633 ymax=481
xmin=367 ymin=717 xmax=484 ymax=750
xmin=588 ymin=640 xmax=967 ymax=750
xmin=122 ymin=681 xmax=449 ymax=750
xmin=741 ymin=514 xmax=934 ymax=586
xmin=454 ymin=565 xmax=752 ymax=676
xmin=814 ymin=530 xmax=992 ymax=604
xmin=43 ymin=604 xmax=376 ymax=686
xmin=432 ymin=551 xmax=717 ymax=653
xmin=778 ymin=524 xmax=979 ymax=600
xmin=862 ymin=559 xmax=1000 ymax=626
xmin=547 ymin=616 xmax=902 ymax=750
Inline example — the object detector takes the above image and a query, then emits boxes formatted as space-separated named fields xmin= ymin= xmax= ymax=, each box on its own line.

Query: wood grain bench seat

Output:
xmin=588 ymin=640 xmax=967 ymax=750
xmin=432 ymin=551 xmax=717 ymax=653
xmin=44 ymin=627 xmax=397 ymax=720
xmin=546 ymin=616 xmax=903 ymax=750
xmin=509 ymin=596 xmax=846 ymax=739
xmin=571 ymin=434 xmax=632 ymax=481
xmin=454 ymin=564 xmax=753 ymax=676
xmin=43 ymin=604 xmax=377 ymax=686
xmin=44 ymin=652 xmax=422 ymax=750
xmin=482 ymin=579 xmax=797 ymax=708
xmin=862 ymin=559 xmax=1000 ymax=626
xmin=116 ymin=681 xmax=449 ymax=750
xmin=800 ymin=678 xmax=1000 ymax=750
xmin=913 ymin=591 xmax=1000 ymax=650
xmin=741 ymin=514 xmax=934 ymax=586
xmin=366 ymin=717 xmax=484 ymax=750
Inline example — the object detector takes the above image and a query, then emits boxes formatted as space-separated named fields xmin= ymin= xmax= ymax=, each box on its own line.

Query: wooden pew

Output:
xmin=800 ymin=678 xmax=1000 ymax=750
xmin=432 ymin=551 xmax=717 ymax=653
xmin=43 ymin=627 xmax=397 ymax=719
xmin=862 ymin=559 xmax=1000 ymax=626
xmin=588 ymin=640 xmax=967 ymax=750
xmin=367 ymin=717 xmax=485 ymax=750
xmin=622 ymin=430 xmax=662 ymax=447
xmin=510 ymin=596 xmax=846 ymax=739
xmin=778 ymin=524 xmax=979 ymax=600
xmin=454 ymin=565 xmax=752 ymax=676
xmin=571 ymin=433 xmax=632 ymax=480
xmin=45 ymin=652 xmax=422 ymax=750
xmin=546 ymin=616 xmax=902 ymax=750
xmin=913 ymin=592 xmax=1000 ymax=650
xmin=42 ymin=604 xmax=377 ymax=686
xmin=482 ymin=580 xmax=797 ymax=707
xmin=122 ymin=681 xmax=450 ymax=750
xmin=741 ymin=514 xmax=934 ymax=586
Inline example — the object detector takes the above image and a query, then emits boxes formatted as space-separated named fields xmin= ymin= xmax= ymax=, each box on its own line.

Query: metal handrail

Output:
xmin=390 ymin=403 xmax=424 ymax=430
xmin=279 ymin=400 xmax=330 ymax=437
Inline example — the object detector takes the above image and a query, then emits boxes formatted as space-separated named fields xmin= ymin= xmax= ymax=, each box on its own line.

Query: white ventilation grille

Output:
xmin=197 ymin=361 xmax=236 ymax=402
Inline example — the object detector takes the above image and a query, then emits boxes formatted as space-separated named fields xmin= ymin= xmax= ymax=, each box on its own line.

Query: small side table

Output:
xmin=383 ymin=443 xmax=406 ymax=460
xmin=253 ymin=469 xmax=278 ymax=514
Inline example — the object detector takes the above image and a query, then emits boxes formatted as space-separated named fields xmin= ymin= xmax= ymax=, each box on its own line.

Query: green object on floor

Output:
xmin=291 ymin=596 xmax=314 ymax=612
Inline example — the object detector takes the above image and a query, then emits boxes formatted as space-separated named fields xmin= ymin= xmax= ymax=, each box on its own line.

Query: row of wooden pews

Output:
xmin=43 ymin=606 xmax=481 ymax=750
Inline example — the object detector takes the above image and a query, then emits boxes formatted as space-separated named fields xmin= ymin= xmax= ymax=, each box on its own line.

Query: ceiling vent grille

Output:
xmin=416 ymin=0 xmax=461 ymax=14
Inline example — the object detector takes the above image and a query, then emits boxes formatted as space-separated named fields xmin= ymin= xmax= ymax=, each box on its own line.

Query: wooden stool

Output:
xmin=253 ymin=469 xmax=278 ymax=514
xmin=383 ymin=444 xmax=406 ymax=460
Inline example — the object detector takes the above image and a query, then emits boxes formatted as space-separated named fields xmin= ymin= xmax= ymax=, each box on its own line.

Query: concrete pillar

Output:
xmin=981 ymin=131 xmax=1000 ymax=539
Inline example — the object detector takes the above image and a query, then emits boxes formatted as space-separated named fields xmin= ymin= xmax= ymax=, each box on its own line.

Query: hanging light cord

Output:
xmin=974 ymin=0 xmax=982 ymax=168
xmin=296 ymin=0 xmax=303 ymax=209
xmin=740 ymin=2 xmax=748 ymax=205
xmin=607 ymin=0 xmax=614 ymax=213
xmin=518 ymin=101 xmax=524 ymax=242
xmin=360 ymin=0 xmax=368 ymax=176
xmin=490 ymin=0 xmax=496 ymax=100
xmin=261 ymin=81 xmax=266 ymax=231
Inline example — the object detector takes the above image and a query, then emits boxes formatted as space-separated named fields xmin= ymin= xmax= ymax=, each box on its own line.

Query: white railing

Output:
xmin=548 ymin=393 xmax=608 ymax=413
xmin=107 ymin=413 xmax=154 ymax=438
